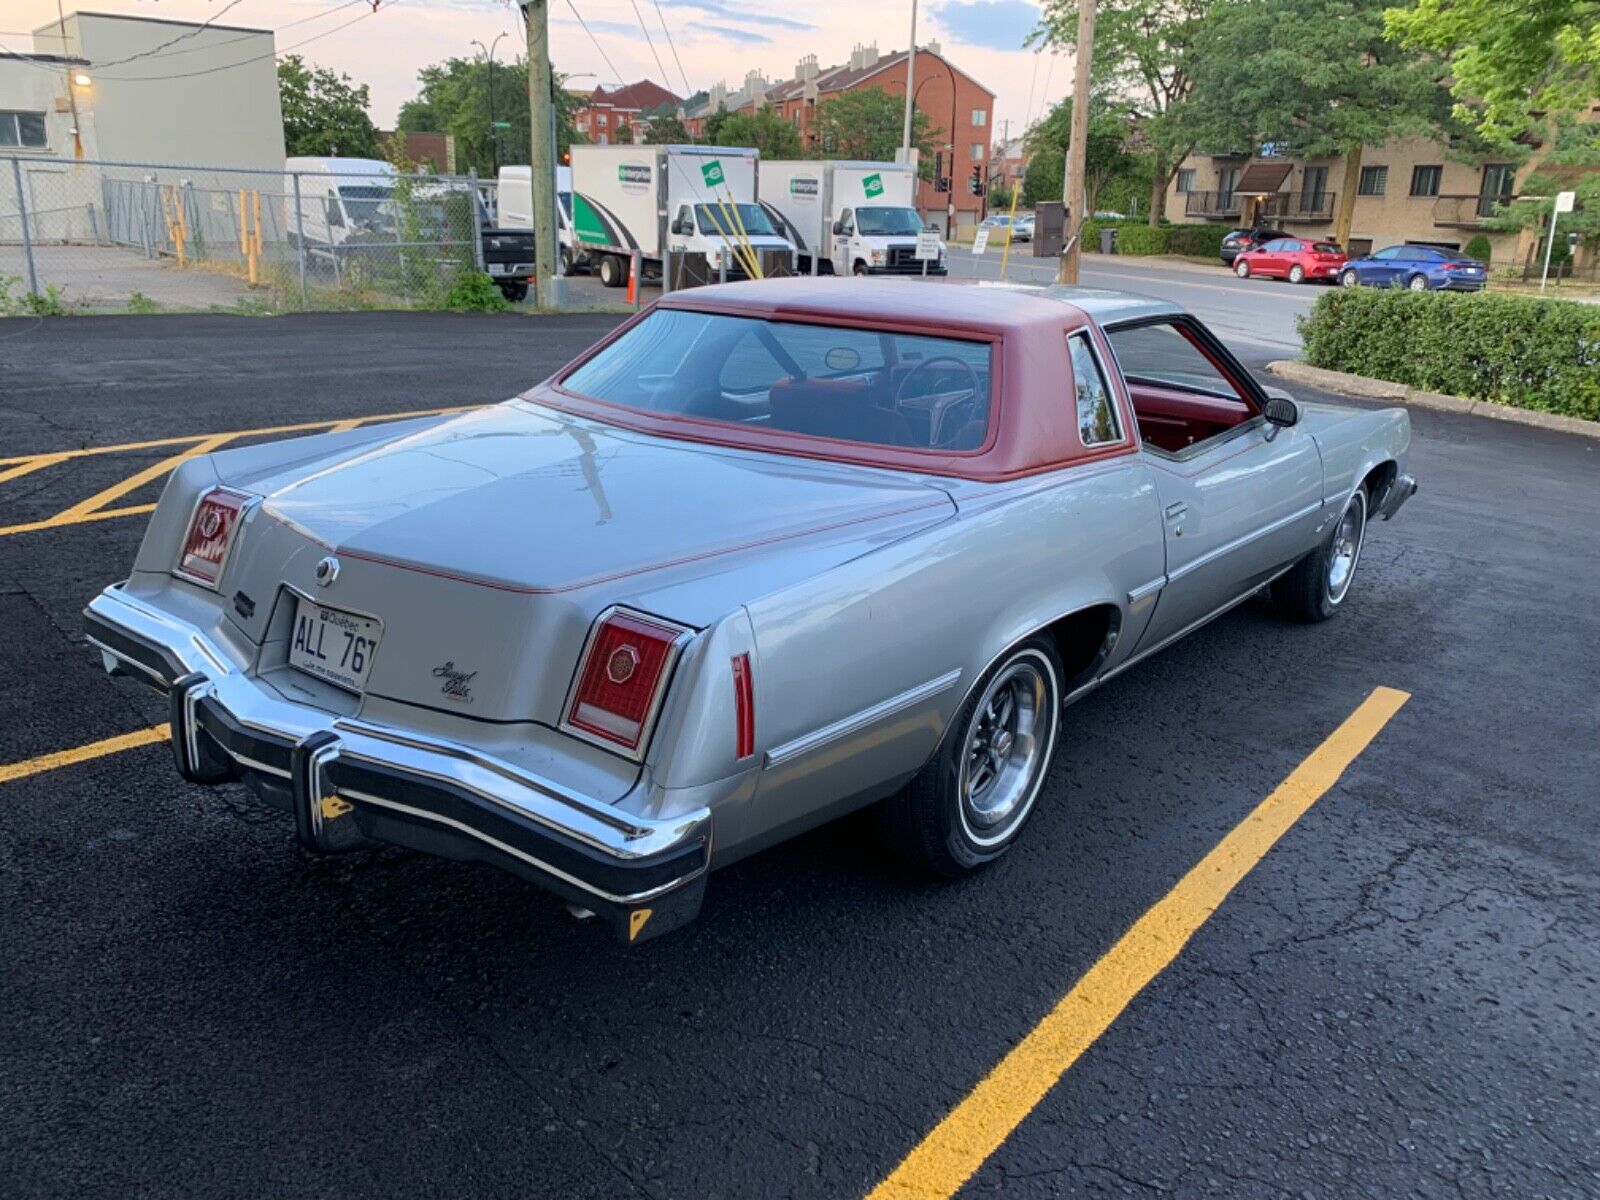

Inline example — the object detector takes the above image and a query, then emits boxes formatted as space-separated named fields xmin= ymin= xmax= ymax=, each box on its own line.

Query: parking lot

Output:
xmin=2 ymin=310 xmax=1596 ymax=1198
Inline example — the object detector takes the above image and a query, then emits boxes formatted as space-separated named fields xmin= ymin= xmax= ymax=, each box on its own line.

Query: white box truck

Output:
xmin=497 ymin=164 xmax=585 ymax=274
xmin=758 ymin=160 xmax=945 ymax=276
xmin=568 ymin=144 xmax=796 ymax=287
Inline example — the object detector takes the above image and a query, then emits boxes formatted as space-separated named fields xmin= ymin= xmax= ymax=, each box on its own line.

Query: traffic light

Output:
xmin=968 ymin=167 xmax=984 ymax=196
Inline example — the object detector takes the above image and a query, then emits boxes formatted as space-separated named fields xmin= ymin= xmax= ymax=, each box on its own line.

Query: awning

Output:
xmin=1235 ymin=161 xmax=1294 ymax=195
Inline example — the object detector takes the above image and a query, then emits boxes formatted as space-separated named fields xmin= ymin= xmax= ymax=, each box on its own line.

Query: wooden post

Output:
xmin=1057 ymin=0 xmax=1096 ymax=283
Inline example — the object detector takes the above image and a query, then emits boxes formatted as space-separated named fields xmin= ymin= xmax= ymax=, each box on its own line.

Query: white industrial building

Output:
xmin=7 ymin=9 xmax=286 ymax=168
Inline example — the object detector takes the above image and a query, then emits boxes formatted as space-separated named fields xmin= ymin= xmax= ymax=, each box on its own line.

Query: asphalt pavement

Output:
xmin=1 ymin=311 xmax=1595 ymax=1199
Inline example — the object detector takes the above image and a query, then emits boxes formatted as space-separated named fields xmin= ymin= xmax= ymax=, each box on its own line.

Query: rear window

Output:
xmin=561 ymin=309 xmax=994 ymax=451
xmin=1313 ymin=242 xmax=1343 ymax=254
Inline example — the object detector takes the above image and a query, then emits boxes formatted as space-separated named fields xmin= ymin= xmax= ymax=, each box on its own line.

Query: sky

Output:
xmin=7 ymin=0 xmax=1068 ymax=144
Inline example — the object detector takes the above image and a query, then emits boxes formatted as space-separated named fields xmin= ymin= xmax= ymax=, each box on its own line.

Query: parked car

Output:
xmin=1219 ymin=226 xmax=1289 ymax=266
xmin=1338 ymin=244 xmax=1488 ymax=291
xmin=1234 ymin=238 xmax=1348 ymax=284
xmin=84 ymin=280 xmax=1415 ymax=944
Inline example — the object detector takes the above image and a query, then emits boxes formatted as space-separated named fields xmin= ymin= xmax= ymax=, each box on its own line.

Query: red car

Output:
xmin=1233 ymin=237 xmax=1347 ymax=284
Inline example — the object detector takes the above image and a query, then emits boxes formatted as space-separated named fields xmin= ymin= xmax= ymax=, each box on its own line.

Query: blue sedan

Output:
xmin=1339 ymin=245 xmax=1489 ymax=292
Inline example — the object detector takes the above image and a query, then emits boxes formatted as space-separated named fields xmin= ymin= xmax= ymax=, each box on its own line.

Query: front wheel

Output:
xmin=1340 ymin=269 xmax=1359 ymax=288
xmin=1235 ymin=259 xmax=1251 ymax=278
xmin=1407 ymin=273 xmax=1429 ymax=292
xmin=853 ymin=260 xmax=870 ymax=276
xmin=1288 ymin=264 xmax=1306 ymax=284
xmin=880 ymin=637 xmax=1063 ymax=875
xmin=1274 ymin=487 xmax=1368 ymax=623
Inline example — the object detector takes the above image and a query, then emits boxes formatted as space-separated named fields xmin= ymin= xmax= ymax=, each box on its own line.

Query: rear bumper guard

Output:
xmin=84 ymin=585 xmax=710 ymax=943
xmin=1376 ymin=473 xmax=1418 ymax=521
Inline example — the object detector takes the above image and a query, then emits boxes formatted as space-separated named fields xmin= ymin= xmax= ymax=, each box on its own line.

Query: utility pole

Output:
xmin=521 ymin=0 xmax=565 ymax=307
xmin=901 ymin=0 xmax=918 ymax=153
xmin=1057 ymin=0 xmax=1095 ymax=284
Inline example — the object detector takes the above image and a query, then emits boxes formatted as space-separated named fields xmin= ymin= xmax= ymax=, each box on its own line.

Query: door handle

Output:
xmin=1164 ymin=502 xmax=1189 ymax=520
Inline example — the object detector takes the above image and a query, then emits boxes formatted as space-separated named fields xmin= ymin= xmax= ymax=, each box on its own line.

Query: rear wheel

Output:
xmin=499 ymin=281 xmax=528 ymax=303
xmin=558 ymin=245 xmax=573 ymax=275
xmin=1288 ymin=264 xmax=1306 ymax=284
xmin=1274 ymin=487 xmax=1368 ymax=623
xmin=598 ymin=255 xmax=625 ymax=288
xmin=881 ymin=637 xmax=1063 ymax=875
xmin=1235 ymin=259 xmax=1251 ymax=278
xmin=1340 ymin=269 xmax=1359 ymax=288
xmin=1407 ymin=273 xmax=1429 ymax=292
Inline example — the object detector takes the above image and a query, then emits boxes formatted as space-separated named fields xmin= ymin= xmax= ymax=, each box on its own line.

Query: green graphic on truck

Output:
xmin=701 ymin=160 xmax=726 ymax=188
xmin=862 ymin=173 xmax=885 ymax=198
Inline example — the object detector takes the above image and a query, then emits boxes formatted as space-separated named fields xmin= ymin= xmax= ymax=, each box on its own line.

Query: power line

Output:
xmin=626 ymin=0 xmax=670 ymax=92
xmin=563 ymin=0 xmax=624 ymax=90
xmin=91 ymin=3 xmax=395 ymax=83
xmin=89 ymin=0 xmax=251 ymax=69
xmin=652 ymin=0 xmax=692 ymax=98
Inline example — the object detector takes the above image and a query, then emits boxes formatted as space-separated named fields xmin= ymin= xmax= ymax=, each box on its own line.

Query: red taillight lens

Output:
xmin=175 ymin=488 xmax=247 ymax=588
xmin=565 ymin=609 xmax=689 ymax=755
xmin=732 ymin=653 xmax=754 ymax=760
xmin=1442 ymin=262 xmax=1462 ymax=270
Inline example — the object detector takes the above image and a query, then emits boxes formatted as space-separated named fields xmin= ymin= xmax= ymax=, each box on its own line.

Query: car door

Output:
xmin=1106 ymin=318 xmax=1324 ymax=652
xmin=1361 ymin=245 xmax=1400 ymax=285
xmin=1256 ymin=238 xmax=1289 ymax=276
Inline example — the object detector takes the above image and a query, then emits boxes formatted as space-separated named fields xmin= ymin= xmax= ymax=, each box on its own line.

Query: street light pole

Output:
xmin=471 ymin=33 xmax=507 ymax=173
xmin=1057 ymin=0 xmax=1096 ymax=284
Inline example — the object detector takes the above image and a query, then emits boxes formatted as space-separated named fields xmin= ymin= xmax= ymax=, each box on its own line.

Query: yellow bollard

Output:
xmin=998 ymin=183 xmax=1022 ymax=278
xmin=251 ymin=190 xmax=263 ymax=276
xmin=238 ymin=187 xmax=249 ymax=267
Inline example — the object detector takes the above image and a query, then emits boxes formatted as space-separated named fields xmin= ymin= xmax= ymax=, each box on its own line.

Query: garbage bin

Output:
xmin=1100 ymin=227 xmax=1119 ymax=255
xmin=1033 ymin=201 xmax=1064 ymax=257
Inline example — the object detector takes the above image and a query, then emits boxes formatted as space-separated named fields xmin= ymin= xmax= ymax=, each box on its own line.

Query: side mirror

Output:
xmin=832 ymin=220 xmax=844 ymax=235
xmin=1262 ymin=387 xmax=1299 ymax=427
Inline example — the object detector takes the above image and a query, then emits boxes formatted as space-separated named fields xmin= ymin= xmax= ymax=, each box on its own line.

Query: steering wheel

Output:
xmin=893 ymin=355 xmax=982 ymax=447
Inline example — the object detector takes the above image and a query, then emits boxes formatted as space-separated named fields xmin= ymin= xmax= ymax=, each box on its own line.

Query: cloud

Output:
xmin=930 ymin=0 xmax=1042 ymax=52
xmin=551 ymin=17 xmax=641 ymax=40
xmin=697 ymin=23 xmax=775 ymax=45
xmin=657 ymin=0 xmax=815 ymax=32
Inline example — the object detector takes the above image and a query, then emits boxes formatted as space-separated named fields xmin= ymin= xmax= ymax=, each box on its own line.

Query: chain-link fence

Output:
xmin=2 ymin=155 xmax=495 ymax=313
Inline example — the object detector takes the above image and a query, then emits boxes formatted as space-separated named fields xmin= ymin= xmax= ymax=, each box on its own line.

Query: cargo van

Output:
xmin=285 ymin=156 xmax=396 ymax=249
xmin=758 ymin=160 xmax=944 ymax=276
xmin=497 ymin=164 xmax=584 ymax=274
xmin=569 ymin=144 xmax=796 ymax=286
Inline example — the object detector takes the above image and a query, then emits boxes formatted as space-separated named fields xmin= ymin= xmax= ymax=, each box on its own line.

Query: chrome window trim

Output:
xmin=1067 ymin=329 xmax=1126 ymax=448
xmin=765 ymin=668 xmax=963 ymax=768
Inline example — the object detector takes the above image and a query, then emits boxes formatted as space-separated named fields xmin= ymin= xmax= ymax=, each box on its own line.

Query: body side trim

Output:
xmin=764 ymin=668 xmax=963 ymax=768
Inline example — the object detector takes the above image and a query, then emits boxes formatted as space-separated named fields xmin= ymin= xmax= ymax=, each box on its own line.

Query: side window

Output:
xmin=1105 ymin=321 xmax=1251 ymax=405
xmin=324 ymin=196 xmax=345 ymax=228
xmin=837 ymin=208 xmax=854 ymax=235
xmin=1067 ymin=333 xmax=1122 ymax=447
xmin=1372 ymin=247 xmax=1400 ymax=260
xmin=1261 ymin=239 xmax=1286 ymax=252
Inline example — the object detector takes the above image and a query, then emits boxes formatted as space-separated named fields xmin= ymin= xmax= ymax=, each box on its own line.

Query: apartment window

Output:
xmin=597 ymin=113 xmax=608 ymax=126
xmin=1176 ymin=168 xmax=1195 ymax=193
xmin=1357 ymin=165 xmax=1388 ymax=196
xmin=597 ymin=133 xmax=608 ymax=145
xmin=0 ymin=111 xmax=48 ymax=149
xmin=969 ymin=142 xmax=983 ymax=161
xmin=971 ymin=109 xmax=986 ymax=127
xmin=1409 ymin=165 xmax=1442 ymax=197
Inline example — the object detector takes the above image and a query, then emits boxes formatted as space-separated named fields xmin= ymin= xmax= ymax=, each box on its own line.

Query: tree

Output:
xmin=396 ymin=57 xmax=584 ymax=176
xmin=715 ymin=103 xmax=805 ymax=158
xmin=1035 ymin=0 xmax=1213 ymax=226
xmin=1385 ymin=0 xmax=1600 ymax=144
xmin=987 ymin=181 xmax=1016 ymax=211
xmin=644 ymin=113 xmax=691 ymax=144
xmin=614 ymin=122 xmax=634 ymax=145
xmin=1021 ymin=95 xmax=1141 ymax=213
xmin=1179 ymin=0 xmax=1453 ymax=246
xmin=278 ymin=54 xmax=378 ymax=158
xmin=703 ymin=104 xmax=733 ymax=144
xmin=1482 ymin=118 xmax=1600 ymax=256
xmin=814 ymin=87 xmax=935 ymax=176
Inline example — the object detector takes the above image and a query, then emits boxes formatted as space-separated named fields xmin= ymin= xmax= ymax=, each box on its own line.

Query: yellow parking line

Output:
xmin=0 ymin=453 xmax=70 ymax=487
xmin=866 ymin=685 xmax=1411 ymax=1200
xmin=0 ymin=724 xmax=170 ymax=786
xmin=52 ymin=433 xmax=236 ymax=524
xmin=0 ymin=404 xmax=478 ymax=467
xmin=0 ymin=504 xmax=157 ymax=539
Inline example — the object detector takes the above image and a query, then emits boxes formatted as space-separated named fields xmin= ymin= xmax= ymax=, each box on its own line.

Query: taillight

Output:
xmin=1442 ymin=262 xmax=1462 ymax=270
xmin=732 ymin=653 xmax=754 ymax=760
xmin=564 ymin=608 xmax=690 ymax=757
xmin=174 ymin=487 xmax=248 ymax=588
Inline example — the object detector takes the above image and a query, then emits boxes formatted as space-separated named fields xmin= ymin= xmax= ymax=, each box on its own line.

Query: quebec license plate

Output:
xmin=289 ymin=596 xmax=381 ymax=693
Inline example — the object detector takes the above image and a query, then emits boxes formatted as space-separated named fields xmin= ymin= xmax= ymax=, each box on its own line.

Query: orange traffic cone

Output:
xmin=625 ymin=263 xmax=637 ymax=306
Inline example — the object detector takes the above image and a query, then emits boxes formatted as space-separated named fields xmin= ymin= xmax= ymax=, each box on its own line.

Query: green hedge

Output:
xmin=1113 ymin=224 xmax=1171 ymax=255
xmin=1164 ymin=224 xmax=1227 ymax=257
xmin=1296 ymin=289 xmax=1600 ymax=420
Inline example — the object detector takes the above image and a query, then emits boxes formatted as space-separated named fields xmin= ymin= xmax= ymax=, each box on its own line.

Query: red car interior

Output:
xmin=1126 ymin=383 xmax=1255 ymax=453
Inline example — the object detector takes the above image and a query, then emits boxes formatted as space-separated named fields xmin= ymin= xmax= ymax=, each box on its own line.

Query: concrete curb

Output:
xmin=1265 ymin=360 xmax=1600 ymax=440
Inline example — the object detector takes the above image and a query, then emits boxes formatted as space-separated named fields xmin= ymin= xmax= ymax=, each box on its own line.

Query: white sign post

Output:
xmin=1542 ymin=191 xmax=1577 ymax=290
xmin=971 ymin=227 xmax=991 ymax=255
xmin=914 ymin=227 xmax=942 ymax=277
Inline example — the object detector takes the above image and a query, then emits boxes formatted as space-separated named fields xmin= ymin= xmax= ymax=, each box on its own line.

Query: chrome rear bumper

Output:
xmin=84 ymin=584 xmax=710 ymax=943
xmin=1376 ymin=473 xmax=1418 ymax=521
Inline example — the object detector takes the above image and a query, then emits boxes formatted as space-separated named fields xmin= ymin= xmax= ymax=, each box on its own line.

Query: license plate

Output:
xmin=289 ymin=596 xmax=381 ymax=693
xmin=488 ymin=263 xmax=509 ymax=275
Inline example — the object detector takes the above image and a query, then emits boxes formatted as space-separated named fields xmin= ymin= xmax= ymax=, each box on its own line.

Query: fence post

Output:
xmin=468 ymin=168 xmax=485 ymax=273
xmin=9 ymin=158 xmax=40 ymax=298
xmin=292 ymin=172 xmax=308 ymax=305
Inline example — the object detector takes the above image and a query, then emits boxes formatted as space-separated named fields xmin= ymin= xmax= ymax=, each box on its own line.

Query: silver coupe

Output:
xmin=85 ymin=280 xmax=1415 ymax=942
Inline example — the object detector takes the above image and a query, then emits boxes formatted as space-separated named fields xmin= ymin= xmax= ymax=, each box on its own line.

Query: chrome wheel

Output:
xmin=1408 ymin=273 xmax=1428 ymax=292
xmin=1289 ymin=265 xmax=1305 ymax=284
xmin=1326 ymin=490 xmax=1367 ymax=605
xmin=957 ymin=652 xmax=1057 ymax=848
xmin=1340 ymin=270 xmax=1358 ymax=288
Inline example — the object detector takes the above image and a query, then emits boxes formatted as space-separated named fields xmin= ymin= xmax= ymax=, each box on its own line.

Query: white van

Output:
xmin=759 ymin=160 xmax=944 ymax=276
xmin=496 ymin=164 xmax=584 ymax=273
xmin=284 ymin=156 xmax=396 ymax=249
xmin=569 ymin=144 xmax=796 ymax=286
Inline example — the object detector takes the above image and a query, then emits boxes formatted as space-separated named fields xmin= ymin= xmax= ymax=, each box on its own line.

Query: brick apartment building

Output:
xmin=683 ymin=42 xmax=995 ymax=236
xmin=1165 ymin=136 xmax=1563 ymax=265
xmin=572 ymin=80 xmax=680 ymax=146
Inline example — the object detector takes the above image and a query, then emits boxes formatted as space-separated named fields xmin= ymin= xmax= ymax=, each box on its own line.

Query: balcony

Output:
xmin=1260 ymin=191 xmax=1337 ymax=223
xmin=1184 ymin=190 xmax=1240 ymax=219
xmin=1433 ymin=193 xmax=1514 ymax=228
